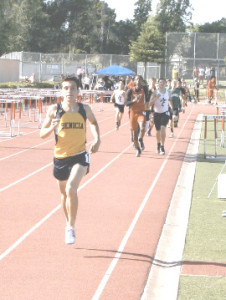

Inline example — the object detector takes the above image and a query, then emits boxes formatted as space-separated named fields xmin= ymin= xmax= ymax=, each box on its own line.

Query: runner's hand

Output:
xmin=51 ymin=118 xmax=60 ymax=129
xmin=90 ymin=140 xmax=101 ymax=153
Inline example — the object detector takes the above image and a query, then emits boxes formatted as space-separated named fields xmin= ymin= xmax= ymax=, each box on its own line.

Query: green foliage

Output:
xmin=177 ymin=119 xmax=226 ymax=299
xmin=0 ymin=0 xmax=225 ymax=58
xmin=106 ymin=20 xmax=137 ymax=54
xmin=134 ymin=0 xmax=152 ymax=30
xmin=178 ymin=277 xmax=226 ymax=300
xmin=155 ymin=0 xmax=193 ymax=33
xmin=5 ymin=0 xmax=50 ymax=52
xmin=0 ymin=81 xmax=55 ymax=88
xmin=0 ymin=0 xmax=133 ymax=55
xmin=129 ymin=17 xmax=165 ymax=63
xmin=199 ymin=18 xmax=226 ymax=33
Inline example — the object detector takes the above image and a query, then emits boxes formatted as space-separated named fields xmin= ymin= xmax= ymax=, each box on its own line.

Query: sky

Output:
xmin=105 ymin=0 xmax=226 ymax=25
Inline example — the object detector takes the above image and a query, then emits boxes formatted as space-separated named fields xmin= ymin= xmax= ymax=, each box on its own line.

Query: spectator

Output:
xmin=198 ymin=66 xmax=205 ymax=85
xmin=83 ymin=74 xmax=90 ymax=90
xmin=76 ymin=66 xmax=83 ymax=88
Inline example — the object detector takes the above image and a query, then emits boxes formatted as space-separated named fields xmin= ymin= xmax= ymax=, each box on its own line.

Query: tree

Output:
xmin=0 ymin=1 xmax=12 ymax=55
xmin=199 ymin=18 xmax=226 ymax=33
xmin=133 ymin=0 xmax=152 ymax=33
xmin=129 ymin=17 xmax=165 ymax=77
xmin=6 ymin=0 xmax=50 ymax=53
xmin=104 ymin=20 xmax=137 ymax=54
xmin=155 ymin=0 xmax=193 ymax=33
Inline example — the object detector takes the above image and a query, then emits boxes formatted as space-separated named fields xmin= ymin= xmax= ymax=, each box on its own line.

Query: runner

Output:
xmin=125 ymin=75 xmax=148 ymax=157
xmin=207 ymin=76 xmax=218 ymax=104
xmin=149 ymin=78 xmax=172 ymax=155
xmin=146 ymin=77 xmax=156 ymax=136
xmin=40 ymin=76 xmax=101 ymax=244
xmin=110 ymin=79 xmax=126 ymax=130
xmin=169 ymin=80 xmax=181 ymax=137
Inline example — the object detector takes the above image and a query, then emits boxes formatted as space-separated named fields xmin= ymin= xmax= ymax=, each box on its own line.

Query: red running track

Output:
xmin=0 ymin=102 xmax=215 ymax=299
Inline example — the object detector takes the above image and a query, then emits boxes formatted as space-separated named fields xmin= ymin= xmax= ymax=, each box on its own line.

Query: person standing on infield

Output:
xmin=40 ymin=76 xmax=101 ymax=245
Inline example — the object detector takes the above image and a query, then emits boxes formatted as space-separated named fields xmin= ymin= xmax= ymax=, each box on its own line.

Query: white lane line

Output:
xmin=0 ymin=143 xmax=132 ymax=261
xmin=92 ymin=107 xmax=194 ymax=300
xmin=0 ymin=163 xmax=53 ymax=193
xmin=0 ymin=139 xmax=54 ymax=161
xmin=0 ymin=116 xmax=115 ymax=160
xmin=0 ymin=129 xmax=40 ymax=143
xmin=0 ymin=121 xmax=129 ymax=193
xmin=0 ymin=205 xmax=61 ymax=261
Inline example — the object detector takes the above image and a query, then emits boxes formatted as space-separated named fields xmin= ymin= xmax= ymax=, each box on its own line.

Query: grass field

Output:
xmin=177 ymin=118 xmax=226 ymax=299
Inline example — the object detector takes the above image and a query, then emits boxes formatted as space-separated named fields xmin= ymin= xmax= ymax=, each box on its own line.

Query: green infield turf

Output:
xmin=177 ymin=116 xmax=226 ymax=299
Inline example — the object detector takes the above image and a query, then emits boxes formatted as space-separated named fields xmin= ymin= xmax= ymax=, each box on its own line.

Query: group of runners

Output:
xmin=111 ymin=75 xmax=187 ymax=157
xmin=40 ymin=74 xmax=187 ymax=245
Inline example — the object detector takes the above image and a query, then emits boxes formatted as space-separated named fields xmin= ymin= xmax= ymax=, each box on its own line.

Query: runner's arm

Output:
xmin=149 ymin=91 xmax=160 ymax=106
xmin=168 ymin=92 xmax=173 ymax=110
xmin=110 ymin=91 xmax=115 ymax=103
xmin=125 ymin=89 xmax=136 ymax=106
xmin=85 ymin=105 xmax=101 ymax=153
xmin=40 ymin=105 xmax=58 ymax=139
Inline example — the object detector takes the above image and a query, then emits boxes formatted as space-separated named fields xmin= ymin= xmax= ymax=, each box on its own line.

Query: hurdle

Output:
xmin=220 ymin=114 xmax=226 ymax=148
xmin=217 ymin=105 xmax=226 ymax=148
xmin=99 ymin=92 xmax=104 ymax=111
xmin=79 ymin=90 xmax=109 ymax=112
xmin=0 ymin=99 xmax=22 ymax=137
xmin=216 ymin=104 xmax=226 ymax=116
xmin=203 ymin=114 xmax=226 ymax=158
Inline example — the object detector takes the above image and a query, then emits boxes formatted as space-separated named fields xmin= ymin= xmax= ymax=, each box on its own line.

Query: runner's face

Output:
xmin=158 ymin=79 xmax=165 ymax=89
xmin=119 ymin=81 xmax=124 ymax=89
xmin=134 ymin=76 xmax=141 ymax=88
xmin=61 ymin=80 xmax=78 ymax=103
xmin=177 ymin=81 xmax=181 ymax=88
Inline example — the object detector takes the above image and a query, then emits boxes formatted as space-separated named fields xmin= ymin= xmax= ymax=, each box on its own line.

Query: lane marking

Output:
xmin=0 ymin=139 xmax=54 ymax=161
xmin=0 ymin=121 xmax=129 ymax=192
xmin=0 ymin=162 xmax=53 ymax=193
xmin=0 ymin=106 xmax=194 ymax=297
xmin=92 ymin=107 xmax=194 ymax=299
xmin=0 ymin=129 xmax=40 ymax=143
xmin=0 ymin=116 xmax=116 ymax=160
xmin=0 ymin=143 xmax=132 ymax=260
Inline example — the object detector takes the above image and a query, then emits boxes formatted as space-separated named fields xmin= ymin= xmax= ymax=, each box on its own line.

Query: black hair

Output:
xmin=119 ymin=79 xmax=125 ymax=85
xmin=158 ymin=78 xmax=166 ymax=82
xmin=61 ymin=75 xmax=79 ymax=88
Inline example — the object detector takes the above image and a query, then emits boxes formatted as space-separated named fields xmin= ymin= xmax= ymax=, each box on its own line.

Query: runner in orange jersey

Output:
xmin=207 ymin=76 xmax=218 ymax=104
xmin=125 ymin=75 xmax=148 ymax=157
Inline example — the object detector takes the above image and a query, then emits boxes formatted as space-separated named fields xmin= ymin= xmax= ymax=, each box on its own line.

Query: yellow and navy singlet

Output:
xmin=54 ymin=103 xmax=87 ymax=159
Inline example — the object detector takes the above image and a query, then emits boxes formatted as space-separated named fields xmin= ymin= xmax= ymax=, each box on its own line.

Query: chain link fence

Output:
xmin=1 ymin=52 xmax=136 ymax=83
xmin=164 ymin=32 xmax=226 ymax=85
xmin=1 ymin=32 xmax=226 ymax=85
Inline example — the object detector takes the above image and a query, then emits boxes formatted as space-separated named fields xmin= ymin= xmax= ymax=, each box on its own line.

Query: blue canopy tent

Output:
xmin=95 ymin=64 xmax=136 ymax=76
xmin=92 ymin=64 xmax=136 ymax=89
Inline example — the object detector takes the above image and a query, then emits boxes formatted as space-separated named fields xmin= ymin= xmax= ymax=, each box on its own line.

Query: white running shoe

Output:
xmin=160 ymin=145 xmax=165 ymax=155
xmin=65 ymin=226 xmax=76 ymax=244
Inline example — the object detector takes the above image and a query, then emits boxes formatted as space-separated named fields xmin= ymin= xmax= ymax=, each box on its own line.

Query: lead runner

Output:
xmin=40 ymin=76 xmax=101 ymax=244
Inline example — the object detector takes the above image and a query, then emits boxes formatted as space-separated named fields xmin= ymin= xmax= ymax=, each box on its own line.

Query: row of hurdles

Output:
xmin=0 ymin=88 xmax=113 ymax=137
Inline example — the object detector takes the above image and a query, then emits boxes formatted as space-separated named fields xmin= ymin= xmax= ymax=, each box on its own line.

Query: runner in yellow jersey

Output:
xmin=40 ymin=76 xmax=101 ymax=244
